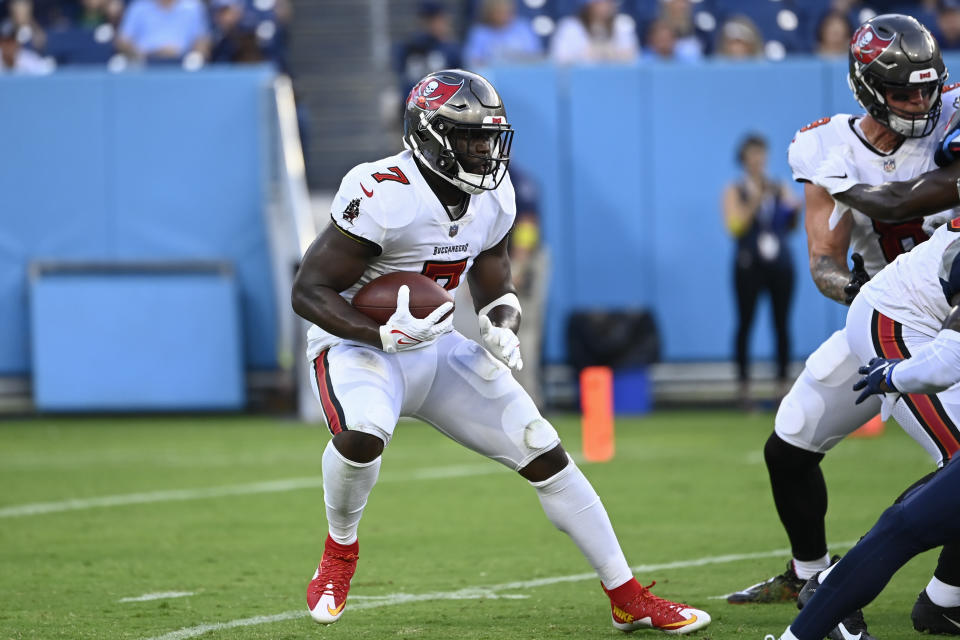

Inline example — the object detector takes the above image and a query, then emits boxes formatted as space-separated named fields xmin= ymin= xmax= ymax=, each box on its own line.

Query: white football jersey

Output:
xmin=306 ymin=150 xmax=516 ymax=358
xmin=860 ymin=216 xmax=960 ymax=337
xmin=788 ymin=84 xmax=960 ymax=277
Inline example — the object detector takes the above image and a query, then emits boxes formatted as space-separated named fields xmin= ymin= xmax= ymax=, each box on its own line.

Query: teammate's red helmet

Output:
xmin=848 ymin=13 xmax=947 ymax=138
xmin=402 ymin=69 xmax=513 ymax=195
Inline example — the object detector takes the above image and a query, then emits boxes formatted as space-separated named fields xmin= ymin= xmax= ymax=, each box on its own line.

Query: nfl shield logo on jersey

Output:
xmin=883 ymin=158 xmax=896 ymax=172
xmin=449 ymin=224 xmax=459 ymax=237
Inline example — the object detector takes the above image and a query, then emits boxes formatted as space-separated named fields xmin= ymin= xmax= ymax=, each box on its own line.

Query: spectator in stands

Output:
xmin=722 ymin=133 xmax=801 ymax=410
xmin=658 ymin=0 xmax=706 ymax=58
xmin=549 ymin=0 xmax=638 ymax=64
xmin=44 ymin=0 xmax=121 ymax=66
xmin=716 ymin=14 xmax=763 ymax=59
xmin=463 ymin=0 xmax=541 ymax=68
xmin=7 ymin=0 xmax=45 ymax=52
xmin=0 ymin=17 xmax=51 ymax=71
xmin=117 ymin=0 xmax=210 ymax=64
xmin=210 ymin=0 xmax=263 ymax=64
xmin=394 ymin=1 xmax=462 ymax=98
xmin=939 ymin=0 xmax=960 ymax=50
xmin=815 ymin=10 xmax=852 ymax=57
xmin=243 ymin=0 xmax=291 ymax=71
xmin=642 ymin=17 xmax=701 ymax=62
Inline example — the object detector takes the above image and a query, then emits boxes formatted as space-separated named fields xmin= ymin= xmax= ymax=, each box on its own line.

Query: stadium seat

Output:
xmin=45 ymin=26 xmax=115 ymax=65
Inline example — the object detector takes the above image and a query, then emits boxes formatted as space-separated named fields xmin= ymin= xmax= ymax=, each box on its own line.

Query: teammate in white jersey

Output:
xmin=290 ymin=69 xmax=710 ymax=634
xmin=800 ymin=102 xmax=960 ymax=635
xmin=729 ymin=15 xmax=956 ymax=638
xmin=769 ymin=218 xmax=960 ymax=640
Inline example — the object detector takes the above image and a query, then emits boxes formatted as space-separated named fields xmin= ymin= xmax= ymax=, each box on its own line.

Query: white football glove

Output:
xmin=478 ymin=314 xmax=523 ymax=370
xmin=813 ymin=145 xmax=859 ymax=196
xmin=379 ymin=285 xmax=453 ymax=353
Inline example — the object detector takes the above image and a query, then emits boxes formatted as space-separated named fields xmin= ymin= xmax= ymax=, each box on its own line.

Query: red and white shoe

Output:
xmin=603 ymin=579 xmax=711 ymax=635
xmin=306 ymin=535 xmax=359 ymax=624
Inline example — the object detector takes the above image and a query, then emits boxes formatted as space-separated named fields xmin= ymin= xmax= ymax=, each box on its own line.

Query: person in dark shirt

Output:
xmin=723 ymin=133 xmax=802 ymax=409
xmin=394 ymin=1 xmax=461 ymax=99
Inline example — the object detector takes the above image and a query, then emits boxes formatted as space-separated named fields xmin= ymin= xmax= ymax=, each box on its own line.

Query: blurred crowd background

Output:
xmin=6 ymin=0 xmax=960 ymax=187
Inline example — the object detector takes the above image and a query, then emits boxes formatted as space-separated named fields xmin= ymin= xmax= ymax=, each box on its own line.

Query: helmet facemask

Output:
xmin=857 ymin=73 xmax=943 ymax=137
xmin=427 ymin=117 xmax=513 ymax=195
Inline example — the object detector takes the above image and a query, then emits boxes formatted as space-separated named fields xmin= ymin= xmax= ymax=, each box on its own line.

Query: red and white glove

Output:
xmin=379 ymin=285 xmax=453 ymax=353
xmin=478 ymin=314 xmax=523 ymax=370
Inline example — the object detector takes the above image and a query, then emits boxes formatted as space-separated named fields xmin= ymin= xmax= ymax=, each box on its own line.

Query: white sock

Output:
xmin=321 ymin=440 xmax=381 ymax=545
xmin=793 ymin=553 xmax=831 ymax=580
xmin=926 ymin=577 xmax=960 ymax=608
xmin=781 ymin=626 xmax=800 ymax=640
xmin=817 ymin=560 xmax=837 ymax=584
xmin=530 ymin=459 xmax=633 ymax=589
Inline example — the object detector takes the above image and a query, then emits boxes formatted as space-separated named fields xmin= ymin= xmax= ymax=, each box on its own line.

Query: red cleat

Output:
xmin=306 ymin=535 xmax=359 ymax=624
xmin=603 ymin=579 xmax=711 ymax=634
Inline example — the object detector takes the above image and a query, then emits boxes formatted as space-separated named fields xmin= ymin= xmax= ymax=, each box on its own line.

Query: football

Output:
xmin=351 ymin=271 xmax=454 ymax=325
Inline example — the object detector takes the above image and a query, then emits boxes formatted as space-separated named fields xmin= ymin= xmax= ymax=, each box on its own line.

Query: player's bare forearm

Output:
xmin=469 ymin=236 xmax=520 ymax=333
xmin=291 ymin=224 xmax=383 ymax=348
xmin=292 ymin=283 xmax=382 ymax=348
xmin=811 ymin=255 xmax=851 ymax=304
xmin=835 ymin=166 xmax=960 ymax=221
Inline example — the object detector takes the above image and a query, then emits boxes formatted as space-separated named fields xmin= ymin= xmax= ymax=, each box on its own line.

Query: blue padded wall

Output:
xmin=492 ymin=55 xmax=960 ymax=363
xmin=0 ymin=72 xmax=111 ymax=375
xmin=0 ymin=68 xmax=277 ymax=376
xmin=31 ymin=270 xmax=244 ymax=411
xmin=6 ymin=59 xmax=960 ymax=374
xmin=646 ymin=60 xmax=826 ymax=361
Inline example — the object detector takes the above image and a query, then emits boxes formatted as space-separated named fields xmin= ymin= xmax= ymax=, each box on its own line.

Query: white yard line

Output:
xmin=119 ymin=592 xmax=195 ymax=603
xmin=0 ymin=463 xmax=505 ymax=518
xmin=139 ymin=542 xmax=860 ymax=640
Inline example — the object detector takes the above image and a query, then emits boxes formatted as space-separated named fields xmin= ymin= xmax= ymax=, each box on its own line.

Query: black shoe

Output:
xmin=798 ymin=564 xmax=877 ymax=640
xmin=912 ymin=589 xmax=960 ymax=634
xmin=727 ymin=560 xmax=805 ymax=604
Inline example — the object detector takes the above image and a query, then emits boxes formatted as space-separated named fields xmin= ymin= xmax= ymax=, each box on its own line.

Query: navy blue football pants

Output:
xmin=790 ymin=458 xmax=960 ymax=640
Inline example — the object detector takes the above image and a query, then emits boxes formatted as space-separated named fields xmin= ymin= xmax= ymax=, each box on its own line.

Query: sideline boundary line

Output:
xmin=140 ymin=541 xmax=858 ymax=640
xmin=0 ymin=464 xmax=505 ymax=518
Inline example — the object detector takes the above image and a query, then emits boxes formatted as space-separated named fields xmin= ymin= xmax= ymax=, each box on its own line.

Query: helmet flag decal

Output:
xmin=408 ymin=77 xmax=463 ymax=112
xmin=851 ymin=24 xmax=895 ymax=65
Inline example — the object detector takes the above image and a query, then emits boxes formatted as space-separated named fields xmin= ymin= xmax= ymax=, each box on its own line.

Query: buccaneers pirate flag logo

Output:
xmin=407 ymin=77 xmax=463 ymax=112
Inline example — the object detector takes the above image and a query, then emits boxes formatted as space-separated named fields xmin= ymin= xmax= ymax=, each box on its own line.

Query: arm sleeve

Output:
xmin=890 ymin=330 xmax=960 ymax=394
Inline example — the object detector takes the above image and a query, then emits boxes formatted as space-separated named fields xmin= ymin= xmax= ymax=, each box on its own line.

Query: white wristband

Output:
xmin=478 ymin=292 xmax=521 ymax=318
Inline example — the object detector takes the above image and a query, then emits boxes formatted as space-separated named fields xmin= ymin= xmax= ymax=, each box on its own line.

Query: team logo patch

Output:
xmin=449 ymin=223 xmax=459 ymax=237
xmin=407 ymin=77 xmax=463 ymax=112
xmin=883 ymin=158 xmax=896 ymax=172
xmin=851 ymin=24 xmax=895 ymax=65
xmin=342 ymin=198 xmax=361 ymax=225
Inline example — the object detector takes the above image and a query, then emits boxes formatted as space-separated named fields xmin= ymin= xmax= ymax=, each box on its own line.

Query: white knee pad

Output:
xmin=775 ymin=331 xmax=880 ymax=453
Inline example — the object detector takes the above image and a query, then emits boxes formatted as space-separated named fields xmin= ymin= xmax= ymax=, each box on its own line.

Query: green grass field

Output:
xmin=0 ymin=411 xmax=940 ymax=640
